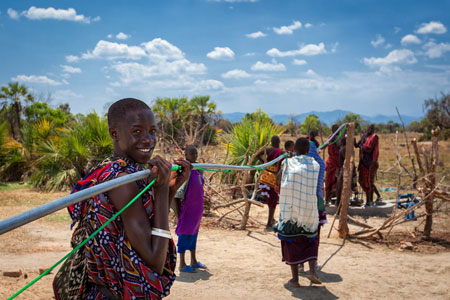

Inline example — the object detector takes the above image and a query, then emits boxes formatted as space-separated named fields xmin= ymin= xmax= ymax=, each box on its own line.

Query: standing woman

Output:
xmin=356 ymin=124 xmax=380 ymax=206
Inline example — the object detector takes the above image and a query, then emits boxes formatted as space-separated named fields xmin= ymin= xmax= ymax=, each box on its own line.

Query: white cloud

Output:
xmin=111 ymin=59 xmax=207 ymax=85
xmin=273 ymin=20 xmax=302 ymax=35
xmin=371 ymin=34 xmax=385 ymax=48
xmin=416 ymin=21 xmax=447 ymax=34
xmin=423 ymin=41 xmax=450 ymax=58
xmin=363 ymin=49 xmax=417 ymax=68
xmin=305 ymin=23 xmax=312 ymax=28
xmin=70 ymin=38 xmax=207 ymax=89
xmin=331 ymin=42 xmax=339 ymax=53
xmin=142 ymin=38 xmax=185 ymax=61
xmin=197 ymin=80 xmax=224 ymax=90
xmin=12 ymin=6 xmax=100 ymax=23
xmin=7 ymin=8 xmax=19 ymax=20
xmin=244 ymin=52 xmax=256 ymax=56
xmin=401 ymin=34 xmax=421 ymax=45
xmin=222 ymin=69 xmax=251 ymax=79
xmin=12 ymin=75 xmax=62 ymax=86
xmin=81 ymin=40 xmax=147 ymax=60
xmin=293 ymin=59 xmax=307 ymax=65
xmin=66 ymin=55 xmax=80 ymax=63
xmin=245 ymin=31 xmax=267 ymax=39
xmin=207 ymin=47 xmax=235 ymax=60
xmin=306 ymin=69 xmax=317 ymax=76
xmin=53 ymin=89 xmax=83 ymax=102
xmin=251 ymin=61 xmax=286 ymax=71
xmin=116 ymin=32 xmax=130 ymax=40
xmin=218 ymin=68 xmax=450 ymax=117
xmin=267 ymin=43 xmax=326 ymax=57
xmin=61 ymin=65 xmax=82 ymax=74
xmin=107 ymin=34 xmax=113 ymax=39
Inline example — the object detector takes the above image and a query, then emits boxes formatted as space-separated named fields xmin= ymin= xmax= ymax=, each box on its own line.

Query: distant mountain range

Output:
xmin=221 ymin=110 xmax=422 ymax=126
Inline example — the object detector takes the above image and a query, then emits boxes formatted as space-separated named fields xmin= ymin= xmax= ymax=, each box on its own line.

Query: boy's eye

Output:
xmin=134 ymin=129 xmax=141 ymax=134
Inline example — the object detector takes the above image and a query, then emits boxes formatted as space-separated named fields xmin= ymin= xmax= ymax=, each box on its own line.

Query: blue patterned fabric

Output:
xmin=307 ymin=141 xmax=325 ymax=199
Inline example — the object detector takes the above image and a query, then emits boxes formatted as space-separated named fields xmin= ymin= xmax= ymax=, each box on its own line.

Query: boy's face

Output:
xmin=185 ymin=147 xmax=198 ymax=163
xmin=111 ymin=108 xmax=157 ymax=164
xmin=286 ymin=145 xmax=294 ymax=153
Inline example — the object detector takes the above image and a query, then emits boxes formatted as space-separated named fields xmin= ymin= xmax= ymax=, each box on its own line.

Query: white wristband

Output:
xmin=151 ymin=228 xmax=172 ymax=239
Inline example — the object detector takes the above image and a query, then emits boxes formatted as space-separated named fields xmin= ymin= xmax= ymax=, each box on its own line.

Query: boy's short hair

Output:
xmin=185 ymin=144 xmax=197 ymax=153
xmin=294 ymin=137 xmax=309 ymax=155
xmin=108 ymin=98 xmax=151 ymax=128
xmin=271 ymin=135 xmax=281 ymax=147
xmin=331 ymin=124 xmax=339 ymax=133
xmin=284 ymin=140 xmax=294 ymax=149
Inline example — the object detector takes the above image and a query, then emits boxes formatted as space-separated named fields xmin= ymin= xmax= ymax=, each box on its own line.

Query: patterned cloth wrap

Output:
xmin=358 ymin=133 xmax=379 ymax=193
xmin=53 ymin=159 xmax=176 ymax=300
xmin=277 ymin=155 xmax=320 ymax=239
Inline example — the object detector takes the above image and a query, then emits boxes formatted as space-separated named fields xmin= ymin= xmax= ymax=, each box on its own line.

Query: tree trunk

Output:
xmin=13 ymin=101 xmax=22 ymax=141
xmin=338 ymin=122 xmax=355 ymax=239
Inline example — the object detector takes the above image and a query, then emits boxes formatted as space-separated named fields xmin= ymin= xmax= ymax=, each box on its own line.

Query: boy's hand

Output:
xmin=170 ymin=158 xmax=192 ymax=191
xmin=148 ymin=155 xmax=172 ymax=189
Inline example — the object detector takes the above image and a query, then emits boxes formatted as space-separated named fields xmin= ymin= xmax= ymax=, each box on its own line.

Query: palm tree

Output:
xmin=223 ymin=112 xmax=284 ymax=166
xmin=0 ymin=82 xmax=34 ymax=141
xmin=31 ymin=111 xmax=113 ymax=190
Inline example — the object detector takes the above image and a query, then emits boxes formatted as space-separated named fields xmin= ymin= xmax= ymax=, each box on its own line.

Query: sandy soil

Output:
xmin=1 ymin=203 xmax=450 ymax=300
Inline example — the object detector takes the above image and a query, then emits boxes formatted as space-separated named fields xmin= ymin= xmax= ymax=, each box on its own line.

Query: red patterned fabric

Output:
xmin=325 ymin=143 xmax=340 ymax=193
xmin=358 ymin=161 xmax=379 ymax=193
xmin=55 ymin=159 xmax=176 ymax=300
xmin=363 ymin=134 xmax=379 ymax=162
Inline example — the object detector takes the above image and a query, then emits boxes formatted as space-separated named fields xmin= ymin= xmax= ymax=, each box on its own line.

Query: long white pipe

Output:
xmin=0 ymin=123 xmax=347 ymax=235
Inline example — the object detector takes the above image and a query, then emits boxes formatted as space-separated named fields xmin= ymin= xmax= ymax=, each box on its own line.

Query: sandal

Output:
xmin=192 ymin=261 xmax=207 ymax=269
xmin=180 ymin=266 xmax=196 ymax=273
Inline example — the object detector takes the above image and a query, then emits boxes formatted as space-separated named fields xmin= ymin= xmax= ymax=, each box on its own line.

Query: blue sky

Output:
xmin=1 ymin=0 xmax=449 ymax=117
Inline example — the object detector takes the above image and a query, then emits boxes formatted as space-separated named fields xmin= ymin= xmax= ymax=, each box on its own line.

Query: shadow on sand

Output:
xmin=246 ymin=230 xmax=279 ymax=248
xmin=284 ymin=284 xmax=339 ymax=300
xmin=175 ymin=269 xmax=213 ymax=283
xmin=299 ymin=270 xmax=343 ymax=284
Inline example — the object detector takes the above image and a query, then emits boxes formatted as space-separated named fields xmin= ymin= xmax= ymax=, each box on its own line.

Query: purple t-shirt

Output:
xmin=175 ymin=169 xmax=205 ymax=235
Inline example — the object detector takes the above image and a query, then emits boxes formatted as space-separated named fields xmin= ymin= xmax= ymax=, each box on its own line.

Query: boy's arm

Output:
xmin=169 ymin=158 xmax=192 ymax=206
xmin=255 ymin=148 xmax=266 ymax=163
xmin=173 ymin=176 xmax=189 ymax=218
xmin=108 ymin=155 xmax=171 ymax=275
xmin=174 ymin=197 xmax=182 ymax=217
xmin=276 ymin=160 xmax=285 ymax=187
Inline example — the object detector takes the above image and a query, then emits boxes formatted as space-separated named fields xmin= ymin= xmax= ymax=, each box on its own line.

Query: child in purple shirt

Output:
xmin=174 ymin=145 xmax=207 ymax=273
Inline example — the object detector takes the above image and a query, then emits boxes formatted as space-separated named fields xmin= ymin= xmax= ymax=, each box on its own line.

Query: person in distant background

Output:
xmin=284 ymin=140 xmax=295 ymax=154
xmin=324 ymin=124 xmax=340 ymax=205
xmin=256 ymin=135 xmax=284 ymax=230
xmin=355 ymin=124 xmax=380 ymax=206
xmin=174 ymin=145 xmax=207 ymax=273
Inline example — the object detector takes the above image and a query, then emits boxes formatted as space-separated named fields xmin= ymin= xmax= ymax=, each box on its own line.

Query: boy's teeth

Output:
xmin=139 ymin=149 xmax=150 ymax=152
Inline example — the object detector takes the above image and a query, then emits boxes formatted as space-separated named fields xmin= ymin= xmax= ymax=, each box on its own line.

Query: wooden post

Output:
xmin=424 ymin=127 xmax=439 ymax=237
xmin=337 ymin=122 xmax=355 ymax=239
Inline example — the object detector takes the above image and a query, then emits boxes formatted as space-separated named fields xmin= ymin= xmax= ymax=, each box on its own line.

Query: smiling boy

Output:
xmin=54 ymin=98 xmax=191 ymax=299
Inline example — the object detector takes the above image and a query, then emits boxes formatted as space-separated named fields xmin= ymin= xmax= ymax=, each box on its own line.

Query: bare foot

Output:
xmin=306 ymin=274 xmax=322 ymax=284
xmin=298 ymin=265 xmax=305 ymax=273
xmin=287 ymin=279 xmax=300 ymax=288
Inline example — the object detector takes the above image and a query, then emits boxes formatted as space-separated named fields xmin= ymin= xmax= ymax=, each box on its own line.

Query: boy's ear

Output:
xmin=109 ymin=128 xmax=118 ymax=141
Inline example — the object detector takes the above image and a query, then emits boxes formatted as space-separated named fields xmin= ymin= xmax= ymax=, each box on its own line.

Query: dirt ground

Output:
xmin=1 ymin=188 xmax=449 ymax=300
